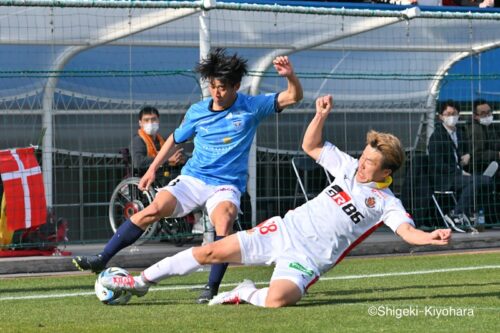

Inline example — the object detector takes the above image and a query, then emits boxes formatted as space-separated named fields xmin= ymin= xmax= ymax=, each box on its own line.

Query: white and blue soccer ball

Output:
xmin=94 ymin=267 xmax=132 ymax=305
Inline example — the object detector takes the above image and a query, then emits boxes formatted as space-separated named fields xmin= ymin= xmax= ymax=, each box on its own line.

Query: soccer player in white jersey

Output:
xmin=73 ymin=48 xmax=303 ymax=303
xmin=102 ymin=95 xmax=451 ymax=308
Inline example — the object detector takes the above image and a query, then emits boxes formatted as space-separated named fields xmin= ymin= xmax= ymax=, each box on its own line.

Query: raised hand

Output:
xmin=316 ymin=95 xmax=333 ymax=116
xmin=139 ymin=169 xmax=156 ymax=191
xmin=168 ymin=148 xmax=185 ymax=166
xmin=273 ymin=56 xmax=295 ymax=77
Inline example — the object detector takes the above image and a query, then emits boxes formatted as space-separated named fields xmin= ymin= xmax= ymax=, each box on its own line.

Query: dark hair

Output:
xmin=195 ymin=48 xmax=248 ymax=87
xmin=438 ymin=99 xmax=459 ymax=115
xmin=473 ymin=99 xmax=490 ymax=115
xmin=138 ymin=106 xmax=159 ymax=120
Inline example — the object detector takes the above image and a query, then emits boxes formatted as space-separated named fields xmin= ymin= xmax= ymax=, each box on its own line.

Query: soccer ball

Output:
xmin=94 ymin=267 xmax=133 ymax=305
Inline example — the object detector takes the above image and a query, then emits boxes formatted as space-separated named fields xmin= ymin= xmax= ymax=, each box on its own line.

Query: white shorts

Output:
xmin=237 ymin=217 xmax=320 ymax=295
xmin=158 ymin=175 xmax=241 ymax=219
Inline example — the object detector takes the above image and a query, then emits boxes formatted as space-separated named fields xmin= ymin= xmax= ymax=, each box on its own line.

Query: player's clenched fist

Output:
xmin=316 ymin=95 xmax=333 ymax=116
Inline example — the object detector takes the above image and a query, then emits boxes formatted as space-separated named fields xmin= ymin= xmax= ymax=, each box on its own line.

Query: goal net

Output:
xmin=0 ymin=0 xmax=499 ymax=245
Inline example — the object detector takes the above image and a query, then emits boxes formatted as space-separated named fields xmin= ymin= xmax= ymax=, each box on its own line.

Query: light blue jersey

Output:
xmin=174 ymin=92 xmax=279 ymax=193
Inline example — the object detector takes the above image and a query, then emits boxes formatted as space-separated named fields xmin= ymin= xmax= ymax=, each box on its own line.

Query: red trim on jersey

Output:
xmin=334 ymin=221 xmax=384 ymax=266
xmin=305 ymin=275 xmax=320 ymax=291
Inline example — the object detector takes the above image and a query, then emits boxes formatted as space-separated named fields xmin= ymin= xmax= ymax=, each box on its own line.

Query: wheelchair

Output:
xmin=108 ymin=149 xmax=197 ymax=246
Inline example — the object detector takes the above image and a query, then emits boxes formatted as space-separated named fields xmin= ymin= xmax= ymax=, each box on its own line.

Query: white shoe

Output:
xmin=101 ymin=274 xmax=149 ymax=297
xmin=208 ymin=279 xmax=256 ymax=306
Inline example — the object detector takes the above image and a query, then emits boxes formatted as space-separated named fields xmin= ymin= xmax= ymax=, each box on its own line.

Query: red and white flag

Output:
xmin=0 ymin=147 xmax=47 ymax=231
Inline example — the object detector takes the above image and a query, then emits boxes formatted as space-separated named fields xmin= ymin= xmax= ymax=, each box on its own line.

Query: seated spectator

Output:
xmin=465 ymin=99 xmax=500 ymax=174
xmin=132 ymin=106 xmax=185 ymax=177
xmin=428 ymin=100 xmax=492 ymax=219
xmin=465 ymin=99 xmax=500 ymax=221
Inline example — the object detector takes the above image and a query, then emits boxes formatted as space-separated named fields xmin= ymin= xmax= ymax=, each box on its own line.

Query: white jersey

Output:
xmin=282 ymin=142 xmax=414 ymax=274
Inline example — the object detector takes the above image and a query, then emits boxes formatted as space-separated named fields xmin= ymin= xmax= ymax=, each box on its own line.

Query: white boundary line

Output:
xmin=1 ymin=264 xmax=499 ymax=302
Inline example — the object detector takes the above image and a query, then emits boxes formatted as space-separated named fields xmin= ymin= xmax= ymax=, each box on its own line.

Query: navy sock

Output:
xmin=208 ymin=235 xmax=229 ymax=289
xmin=100 ymin=219 xmax=144 ymax=263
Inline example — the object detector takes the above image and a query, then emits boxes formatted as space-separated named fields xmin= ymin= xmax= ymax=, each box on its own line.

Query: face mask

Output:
xmin=479 ymin=115 xmax=493 ymax=126
xmin=143 ymin=122 xmax=159 ymax=135
xmin=443 ymin=115 xmax=459 ymax=128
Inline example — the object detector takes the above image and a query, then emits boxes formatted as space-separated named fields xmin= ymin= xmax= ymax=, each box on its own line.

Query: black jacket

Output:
xmin=130 ymin=134 xmax=161 ymax=175
xmin=465 ymin=120 xmax=500 ymax=173
xmin=428 ymin=123 xmax=469 ymax=190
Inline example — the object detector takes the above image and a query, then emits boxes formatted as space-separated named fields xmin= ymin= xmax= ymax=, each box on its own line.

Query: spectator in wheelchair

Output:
xmin=73 ymin=48 xmax=303 ymax=303
xmin=132 ymin=105 xmax=185 ymax=178
xmin=428 ymin=100 xmax=494 ymax=223
xmin=99 ymin=95 xmax=451 ymax=308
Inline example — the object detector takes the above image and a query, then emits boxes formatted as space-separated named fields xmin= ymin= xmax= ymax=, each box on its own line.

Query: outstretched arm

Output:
xmin=274 ymin=56 xmax=303 ymax=110
xmin=302 ymin=95 xmax=333 ymax=161
xmin=396 ymin=222 xmax=451 ymax=246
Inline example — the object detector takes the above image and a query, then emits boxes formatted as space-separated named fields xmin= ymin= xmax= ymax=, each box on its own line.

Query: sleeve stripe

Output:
xmin=172 ymin=131 xmax=188 ymax=144
xmin=274 ymin=93 xmax=283 ymax=113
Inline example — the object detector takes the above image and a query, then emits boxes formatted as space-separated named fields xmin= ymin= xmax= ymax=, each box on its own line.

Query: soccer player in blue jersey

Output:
xmin=73 ymin=48 xmax=303 ymax=303
xmin=102 ymin=95 xmax=451 ymax=308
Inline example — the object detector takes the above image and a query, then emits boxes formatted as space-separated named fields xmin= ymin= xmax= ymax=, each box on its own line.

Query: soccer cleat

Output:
xmin=208 ymin=279 xmax=256 ymax=306
xmin=100 ymin=274 xmax=149 ymax=297
xmin=72 ymin=255 xmax=106 ymax=273
xmin=197 ymin=284 xmax=219 ymax=304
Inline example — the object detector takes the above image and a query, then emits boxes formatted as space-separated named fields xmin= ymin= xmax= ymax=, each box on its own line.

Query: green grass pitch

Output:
xmin=0 ymin=251 xmax=499 ymax=333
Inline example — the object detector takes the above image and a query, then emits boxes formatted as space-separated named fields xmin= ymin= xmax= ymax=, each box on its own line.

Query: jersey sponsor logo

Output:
xmin=288 ymin=262 xmax=314 ymax=277
xmin=365 ymin=197 xmax=376 ymax=208
xmin=232 ymin=120 xmax=242 ymax=128
xmin=214 ymin=186 xmax=238 ymax=194
xmin=326 ymin=184 xmax=365 ymax=224
xmin=326 ymin=184 xmax=351 ymax=205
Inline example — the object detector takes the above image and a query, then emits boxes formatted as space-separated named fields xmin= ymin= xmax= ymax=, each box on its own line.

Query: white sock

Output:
xmin=142 ymin=248 xmax=201 ymax=283
xmin=240 ymin=287 xmax=269 ymax=307
xmin=134 ymin=275 xmax=151 ymax=288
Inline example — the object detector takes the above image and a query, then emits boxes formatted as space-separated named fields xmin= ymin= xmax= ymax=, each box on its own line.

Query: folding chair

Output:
xmin=291 ymin=155 xmax=333 ymax=206
xmin=403 ymin=153 xmax=469 ymax=232
xmin=431 ymin=161 xmax=498 ymax=233
xmin=431 ymin=191 xmax=472 ymax=233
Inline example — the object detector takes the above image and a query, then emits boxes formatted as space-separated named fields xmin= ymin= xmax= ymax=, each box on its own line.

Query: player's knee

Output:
xmin=265 ymin=283 xmax=302 ymax=308
xmin=195 ymin=243 xmax=220 ymax=264
xmin=133 ymin=202 xmax=162 ymax=228
xmin=211 ymin=205 xmax=237 ymax=227
xmin=214 ymin=220 xmax=232 ymax=236
xmin=264 ymin=296 xmax=294 ymax=308
xmin=147 ymin=202 xmax=163 ymax=218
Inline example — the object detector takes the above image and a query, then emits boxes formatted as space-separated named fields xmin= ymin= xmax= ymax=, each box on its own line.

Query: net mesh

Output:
xmin=0 ymin=1 xmax=499 ymax=247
